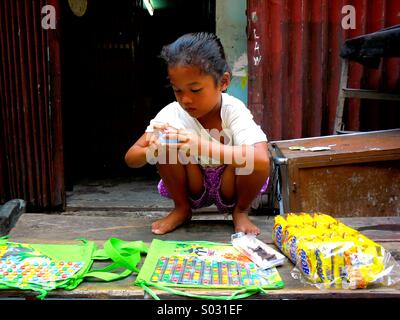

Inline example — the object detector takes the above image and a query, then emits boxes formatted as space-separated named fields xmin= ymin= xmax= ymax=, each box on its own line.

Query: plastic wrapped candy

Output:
xmin=155 ymin=128 xmax=179 ymax=144
xmin=231 ymin=232 xmax=286 ymax=270
xmin=272 ymin=213 xmax=400 ymax=289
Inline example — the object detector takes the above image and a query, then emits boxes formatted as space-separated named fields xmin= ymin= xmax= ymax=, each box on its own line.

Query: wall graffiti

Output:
xmin=252 ymin=13 xmax=262 ymax=66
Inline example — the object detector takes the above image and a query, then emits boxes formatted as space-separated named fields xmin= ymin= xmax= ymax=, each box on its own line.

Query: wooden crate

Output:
xmin=268 ymin=129 xmax=400 ymax=217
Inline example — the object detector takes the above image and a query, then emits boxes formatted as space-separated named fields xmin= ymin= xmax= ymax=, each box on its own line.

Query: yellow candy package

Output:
xmin=272 ymin=213 xmax=400 ymax=289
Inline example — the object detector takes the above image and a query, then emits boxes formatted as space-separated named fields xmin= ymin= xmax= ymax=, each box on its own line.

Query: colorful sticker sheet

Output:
xmin=0 ymin=243 xmax=84 ymax=288
xmin=151 ymin=256 xmax=265 ymax=286
xmin=139 ymin=240 xmax=284 ymax=289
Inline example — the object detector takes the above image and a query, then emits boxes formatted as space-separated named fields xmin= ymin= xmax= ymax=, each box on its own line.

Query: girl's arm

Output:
xmin=125 ymin=132 xmax=152 ymax=168
xmin=125 ymin=123 xmax=175 ymax=168
xmin=165 ymin=131 xmax=269 ymax=171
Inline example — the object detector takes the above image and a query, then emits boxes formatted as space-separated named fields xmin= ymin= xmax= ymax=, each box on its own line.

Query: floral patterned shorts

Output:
xmin=157 ymin=165 xmax=269 ymax=213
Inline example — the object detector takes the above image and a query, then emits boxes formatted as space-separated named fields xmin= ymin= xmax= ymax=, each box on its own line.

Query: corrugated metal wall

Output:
xmin=0 ymin=0 xmax=64 ymax=210
xmin=247 ymin=0 xmax=400 ymax=141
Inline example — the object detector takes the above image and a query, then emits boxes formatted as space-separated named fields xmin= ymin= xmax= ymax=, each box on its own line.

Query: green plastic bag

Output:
xmin=0 ymin=236 xmax=148 ymax=299
xmin=135 ymin=239 xmax=284 ymax=300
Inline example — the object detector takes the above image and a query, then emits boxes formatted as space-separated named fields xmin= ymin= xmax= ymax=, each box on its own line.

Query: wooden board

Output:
xmin=1 ymin=213 xmax=399 ymax=299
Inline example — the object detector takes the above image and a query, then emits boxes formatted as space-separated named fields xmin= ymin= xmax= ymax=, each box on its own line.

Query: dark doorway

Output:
xmin=61 ymin=0 xmax=215 ymax=190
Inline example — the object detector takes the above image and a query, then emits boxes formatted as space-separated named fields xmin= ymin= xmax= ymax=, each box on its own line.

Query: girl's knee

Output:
xmin=156 ymin=162 xmax=184 ymax=172
xmin=220 ymin=165 xmax=236 ymax=203
xmin=155 ymin=147 xmax=181 ymax=165
xmin=185 ymin=163 xmax=204 ymax=198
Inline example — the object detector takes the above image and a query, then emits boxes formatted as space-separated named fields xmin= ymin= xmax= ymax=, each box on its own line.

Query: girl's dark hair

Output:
xmin=160 ymin=32 xmax=232 ymax=84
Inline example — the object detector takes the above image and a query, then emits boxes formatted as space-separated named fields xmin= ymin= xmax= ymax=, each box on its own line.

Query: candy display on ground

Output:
xmin=272 ymin=213 xmax=400 ymax=289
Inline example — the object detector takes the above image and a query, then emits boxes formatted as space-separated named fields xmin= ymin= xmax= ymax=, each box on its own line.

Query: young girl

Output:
xmin=125 ymin=32 xmax=269 ymax=235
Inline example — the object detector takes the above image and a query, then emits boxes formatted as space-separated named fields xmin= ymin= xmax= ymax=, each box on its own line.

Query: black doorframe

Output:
xmin=62 ymin=0 xmax=216 ymax=189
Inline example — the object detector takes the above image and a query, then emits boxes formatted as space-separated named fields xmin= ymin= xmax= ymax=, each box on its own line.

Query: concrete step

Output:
xmin=0 ymin=199 xmax=26 ymax=236
xmin=61 ymin=209 xmax=232 ymax=220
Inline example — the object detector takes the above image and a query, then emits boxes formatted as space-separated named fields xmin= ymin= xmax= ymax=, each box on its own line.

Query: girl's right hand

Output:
xmin=146 ymin=122 xmax=170 ymax=146
xmin=152 ymin=122 xmax=172 ymax=132
xmin=146 ymin=122 xmax=180 ymax=151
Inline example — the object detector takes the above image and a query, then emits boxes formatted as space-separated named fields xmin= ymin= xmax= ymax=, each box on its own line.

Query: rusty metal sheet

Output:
xmin=0 ymin=0 xmax=65 ymax=211
xmin=247 ymin=0 xmax=400 ymax=141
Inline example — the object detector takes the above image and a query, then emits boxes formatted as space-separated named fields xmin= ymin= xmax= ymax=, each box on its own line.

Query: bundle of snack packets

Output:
xmin=272 ymin=213 xmax=400 ymax=289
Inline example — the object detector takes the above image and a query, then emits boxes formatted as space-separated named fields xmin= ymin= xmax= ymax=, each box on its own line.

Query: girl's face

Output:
xmin=168 ymin=65 xmax=229 ymax=120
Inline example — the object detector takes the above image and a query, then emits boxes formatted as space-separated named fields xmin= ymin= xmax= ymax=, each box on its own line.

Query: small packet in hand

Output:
xmin=156 ymin=129 xmax=179 ymax=144
xmin=231 ymin=232 xmax=286 ymax=270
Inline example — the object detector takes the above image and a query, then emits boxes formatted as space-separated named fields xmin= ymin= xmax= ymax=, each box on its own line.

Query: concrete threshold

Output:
xmin=62 ymin=209 xmax=233 ymax=220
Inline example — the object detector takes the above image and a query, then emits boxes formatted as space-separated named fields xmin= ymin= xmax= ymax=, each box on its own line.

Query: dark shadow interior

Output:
xmin=61 ymin=0 xmax=215 ymax=190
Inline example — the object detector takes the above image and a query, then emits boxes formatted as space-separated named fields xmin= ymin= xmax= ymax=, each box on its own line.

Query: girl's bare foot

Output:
xmin=232 ymin=208 xmax=260 ymax=235
xmin=151 ymin=207 xmax=192 ymax=235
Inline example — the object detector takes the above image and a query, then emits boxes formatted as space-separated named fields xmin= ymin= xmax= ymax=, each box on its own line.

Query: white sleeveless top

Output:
xmin=146 ymin=93 xmax=268 ymax=167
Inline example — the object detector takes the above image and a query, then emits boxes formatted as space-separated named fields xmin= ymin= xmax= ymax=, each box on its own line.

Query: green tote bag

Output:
xmin=0 ymin=236 xmax=148 ymax=299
